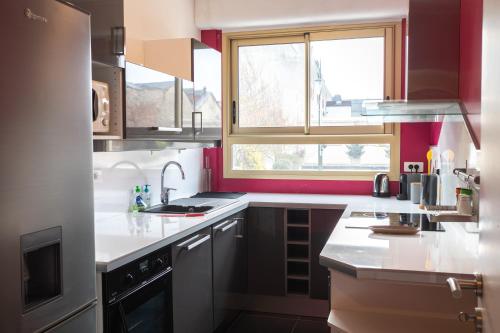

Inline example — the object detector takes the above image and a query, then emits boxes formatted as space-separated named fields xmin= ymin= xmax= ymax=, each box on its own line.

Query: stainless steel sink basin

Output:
xmin=144 ymin=205 xmax=214 ymax=214
xmin=143 ymin=197 xmax=237 ymax=215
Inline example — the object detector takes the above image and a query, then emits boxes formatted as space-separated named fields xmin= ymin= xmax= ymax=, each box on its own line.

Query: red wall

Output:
xmin=201 ymin=20 xmax=434 ymax=196
xmin=203 ymin=147 xmax=402 ymax=194
xmin=459 ymin=0 xmax=483 ymax=148
xmin=201 ymin=30 xmax=222 ymax=52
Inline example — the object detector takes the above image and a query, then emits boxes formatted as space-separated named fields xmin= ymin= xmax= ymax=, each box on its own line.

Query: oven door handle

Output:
xmin=108 ymin=267 xmax=172 ymax=306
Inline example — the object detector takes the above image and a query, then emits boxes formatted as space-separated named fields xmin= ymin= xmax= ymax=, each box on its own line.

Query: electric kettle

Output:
xmin=373 ymin=173 xmax=390 ymax=197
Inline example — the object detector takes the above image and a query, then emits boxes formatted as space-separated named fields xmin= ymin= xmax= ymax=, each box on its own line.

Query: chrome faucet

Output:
xmin=160 ymin=161 xmax=186 ymax=205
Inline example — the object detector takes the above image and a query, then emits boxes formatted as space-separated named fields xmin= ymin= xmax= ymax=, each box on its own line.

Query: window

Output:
xmin=223 ymin=23 xmax=402 ymax=180
xmin=232 ymin=144 xmax=391 ymax=172
xmin=310 ymin=37 xmax=384 ymax=127
xmin=238 ymin=42 xmax=305 ymax=128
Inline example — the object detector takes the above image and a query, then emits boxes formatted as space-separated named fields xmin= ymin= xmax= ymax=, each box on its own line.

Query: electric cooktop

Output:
xmin=349 ymin=212 xmax=446 ymax=232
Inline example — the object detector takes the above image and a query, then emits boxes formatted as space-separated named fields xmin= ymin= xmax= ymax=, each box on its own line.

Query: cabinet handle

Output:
xmin=214 ymin=219 xmax=241 ymax=232
xmin=214 ymin=220 xmax=231 ymax=230
xmin=175 ymin=78 xmax=183 ymax=128
xmin=179 ymin=234 xmax=210 ymax=251
xmin=192 ymin=111 xmax=203 ymax=137
xmin=111 ymin=26 xmax=125 ymax=55
xmin=220 ymin=221 xmax=238 ymax=232
xmin=150 ymin=127 xmax=182 ymax=133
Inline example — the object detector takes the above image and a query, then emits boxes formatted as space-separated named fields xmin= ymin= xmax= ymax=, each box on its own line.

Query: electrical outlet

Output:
xmin=403 ymin=162 xmax=424 ymax=173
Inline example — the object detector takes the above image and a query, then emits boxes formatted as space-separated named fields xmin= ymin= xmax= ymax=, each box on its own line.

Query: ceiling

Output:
xmin=195 ymin=0 xmax=409 ymax=30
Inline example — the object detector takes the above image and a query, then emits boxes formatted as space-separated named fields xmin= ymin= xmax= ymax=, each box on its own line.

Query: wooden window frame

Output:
xmin=222 ymin=22 xmax=402 ymax=180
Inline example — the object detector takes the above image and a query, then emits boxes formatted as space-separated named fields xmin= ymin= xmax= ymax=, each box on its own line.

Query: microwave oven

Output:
xmin=92 ymin=80 xmax=110 ymax=133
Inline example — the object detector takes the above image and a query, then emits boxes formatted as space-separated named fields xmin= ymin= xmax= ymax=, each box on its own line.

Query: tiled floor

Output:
xmin=224 ymin=312 xmax=330 ymax=333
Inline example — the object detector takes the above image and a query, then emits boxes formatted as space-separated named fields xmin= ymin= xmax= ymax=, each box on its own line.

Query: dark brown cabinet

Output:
xmin=169 ymin=206 xmax=340 ymax=332
xmin=247 ymin=207 xmax=286 ymax=296
xmin=171 ymin=227 xmax=213 ymax=333
xmin=246 ymin=207 xmax=341 ymax=300
xmin=310 ymin=209 xmax=343 ymax=300
xmin=212 ymin=211 xmax=247 ymax=331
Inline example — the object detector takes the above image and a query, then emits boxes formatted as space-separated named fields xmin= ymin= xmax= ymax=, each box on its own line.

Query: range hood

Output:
xmin=361 ymin=0 xmax=463 ymax=122
xmin=361 ymin=100 xmax=464 ymax=122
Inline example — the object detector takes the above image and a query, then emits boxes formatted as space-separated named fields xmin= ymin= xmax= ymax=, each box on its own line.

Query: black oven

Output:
xmin=102 ymin=246 xmax=173 ymax=333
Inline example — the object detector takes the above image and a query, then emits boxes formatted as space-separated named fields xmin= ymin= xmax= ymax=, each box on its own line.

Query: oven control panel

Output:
xmin=102 ymin=246 xmax=171 ymax=303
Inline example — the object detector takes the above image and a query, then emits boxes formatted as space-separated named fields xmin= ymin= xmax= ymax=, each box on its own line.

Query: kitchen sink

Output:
xmin=143 ymin=197 xmax=238 ymax=215
xmin=144 ymin=205 xmax=214 ymax=214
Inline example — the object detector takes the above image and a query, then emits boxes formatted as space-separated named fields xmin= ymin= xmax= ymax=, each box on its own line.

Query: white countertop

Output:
xmin=94 ymin=199 xmax=248 ymax=272
xmin=243 ymin=193 xmax=423 ymax=216
xmin=95 ymin=193 xmax=478 ymax=283
xmin=95 ymin=193 xmax=414 ymax=272
xmin=319 ymin=214 xmax=479 ymax=284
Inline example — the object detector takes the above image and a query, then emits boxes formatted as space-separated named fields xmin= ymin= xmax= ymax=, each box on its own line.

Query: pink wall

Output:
xmin=459 ymin=0 xmax=483 ymax=149
xmin=201 ymin=30 xmax=222 ymax=51
xmin=430 ymin=122 xmax=443 ymax=146
xmin=203 ymin=147 xmax=402 ymax=194
xmin=202 ymin=19 xmax=433 ymax=195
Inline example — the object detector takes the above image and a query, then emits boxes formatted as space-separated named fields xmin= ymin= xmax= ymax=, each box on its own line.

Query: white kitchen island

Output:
xmin=320 ymin=213 xmax=479 ymax=333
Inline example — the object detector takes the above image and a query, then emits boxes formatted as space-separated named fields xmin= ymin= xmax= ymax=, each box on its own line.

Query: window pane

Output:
xmin=232 ymin=144 xmax=390 ymax=171
xmin=238 ymin=43 xmax=305 ymax=128
xmin=310 ymin=37 xmax=385 ymax=126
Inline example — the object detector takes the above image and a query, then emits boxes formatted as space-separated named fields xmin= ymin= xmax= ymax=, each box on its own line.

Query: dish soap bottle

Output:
xmin=132 ymin=185 xmax=146 ymax=212
xmin=129 ymin=186 xmax=138 ymax=213
xmin=143 ymin=185 xmax=152 ymax=208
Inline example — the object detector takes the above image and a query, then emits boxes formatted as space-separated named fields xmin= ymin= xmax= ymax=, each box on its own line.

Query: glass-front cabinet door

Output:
xmin=182 ymin=40 xmax=222 ymax=141
xmin=125 ymin=61 xmax=182 ymax=138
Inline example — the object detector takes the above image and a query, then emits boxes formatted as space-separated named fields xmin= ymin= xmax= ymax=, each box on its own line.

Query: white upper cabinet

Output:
xmin=72 ymin=0 xmax=200 ymax=70
xmin=124 ymin=0 xmax=200 ymax=77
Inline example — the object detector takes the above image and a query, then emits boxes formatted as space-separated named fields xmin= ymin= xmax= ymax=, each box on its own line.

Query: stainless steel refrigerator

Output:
xmin=0 ymin=1 xmax=96 ymax=332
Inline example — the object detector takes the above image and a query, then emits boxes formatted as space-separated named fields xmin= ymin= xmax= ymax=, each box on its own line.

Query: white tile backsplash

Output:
xmin=435 ymin=117 xmax=480 ymax=205
xmin=93 ymin=148 xmax=204 ymax=213
xmin=436 ymin=118 xmax=480 ymax=170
